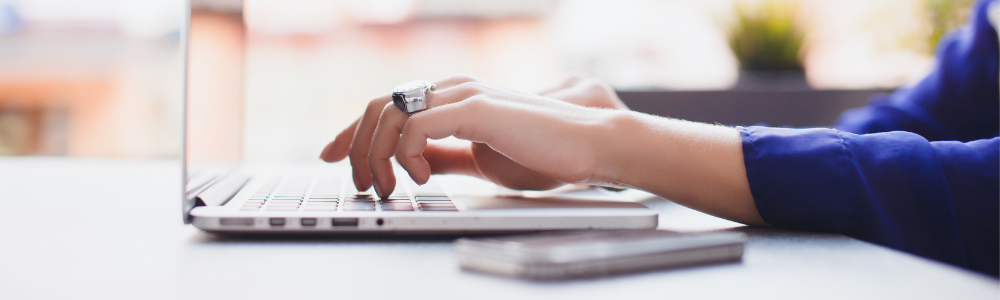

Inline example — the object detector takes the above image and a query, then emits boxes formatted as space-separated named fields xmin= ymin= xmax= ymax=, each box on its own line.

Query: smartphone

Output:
xmin=455 ymin=230 xmax=745 ymax=279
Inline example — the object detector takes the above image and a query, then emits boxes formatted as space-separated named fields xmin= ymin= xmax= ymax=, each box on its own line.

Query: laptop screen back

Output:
xmin=182 ymin=0 xmax=246 ymax=223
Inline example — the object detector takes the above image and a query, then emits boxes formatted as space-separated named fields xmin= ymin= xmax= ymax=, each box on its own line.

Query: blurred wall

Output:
xmin=0 ymin=0 xmax=182 ymax=157
xmin=0 ymin=0 xmax=971 ymax=159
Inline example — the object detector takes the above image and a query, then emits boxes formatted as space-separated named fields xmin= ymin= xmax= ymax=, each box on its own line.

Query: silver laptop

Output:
xmin=181 ymin=0 xmax=657 ymax=234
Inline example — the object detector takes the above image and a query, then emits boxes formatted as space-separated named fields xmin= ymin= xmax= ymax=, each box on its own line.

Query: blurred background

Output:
xmin=0 ymin=0 xmax=975 ymax=162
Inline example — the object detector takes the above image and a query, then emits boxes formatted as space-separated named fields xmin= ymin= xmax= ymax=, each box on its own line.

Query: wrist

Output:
xmin=590 ymin=110 xmax=644 ymax=188
xmin=593 ymin=111 xmax=764 ymax=225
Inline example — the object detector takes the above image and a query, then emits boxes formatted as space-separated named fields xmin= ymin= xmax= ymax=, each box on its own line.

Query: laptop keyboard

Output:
xmin=239 ymin=174 xmax=458 ymax=213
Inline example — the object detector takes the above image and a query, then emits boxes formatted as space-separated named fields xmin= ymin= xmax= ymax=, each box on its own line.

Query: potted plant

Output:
xmin=726 ymin=0 xmax=809 ymax=91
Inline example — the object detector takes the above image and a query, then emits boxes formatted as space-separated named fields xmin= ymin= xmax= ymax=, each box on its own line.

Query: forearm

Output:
xmin=596 ymin=111 xmax=767 ymax=226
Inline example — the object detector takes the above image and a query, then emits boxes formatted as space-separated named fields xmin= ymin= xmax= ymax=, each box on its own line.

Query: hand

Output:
xmin=319 ymin=74 xmax=766 ymax=226
xmin=319 ymin=74 xmax=621 ymax=196
xmin=536 ymin=76 xmax=629 ymax=110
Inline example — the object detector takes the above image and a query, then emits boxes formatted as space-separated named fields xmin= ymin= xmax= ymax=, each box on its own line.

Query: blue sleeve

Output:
xmin=834 ymin=0 xmax=998 ymax=142
xmin=740 ymin=126 xmax=999 ymax=276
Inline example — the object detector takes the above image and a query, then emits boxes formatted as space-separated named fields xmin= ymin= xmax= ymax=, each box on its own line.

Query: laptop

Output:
xmin=181 ymin=0 xmax=657 ymax=234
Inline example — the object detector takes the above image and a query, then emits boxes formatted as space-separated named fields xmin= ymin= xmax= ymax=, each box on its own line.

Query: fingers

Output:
xmin=537 ymin=76 xmax=581 ymax=96
xmin=368 ymin=102 xmax=409 ymax=198
xmin=319 ymin=118 xmax=360 ymax=162
xmin=348 ymin=94 xmax=393 ymax=191
xmin=327 ymin=73 xmax=489 ymax=194
xmin=423 ymin=142 xmax=480 ymax=177
xmin=469 ymin=142 xmax=564 ymax=190
xmin=433 ymin=73 xmax=485 ymax=90
xmin=540 ymin=77 xmax=629 ymax=110
xmin=394 ymin=99 xmax=485 ymax=186
xmin=367 ymin=83 xmax=485 ymax=198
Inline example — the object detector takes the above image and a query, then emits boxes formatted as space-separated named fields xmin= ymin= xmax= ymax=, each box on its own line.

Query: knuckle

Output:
xmin=381 ymin=101 xmax=397 ymax=114
xmin=462 ymin=95 xmax=489 ymax=109
xmin=581 ymin=78 xmax=612 ymax=92
xmin=367 ymin=97 xmax=386 ymax=111
xmin=467 ymin=94 xmax=489 ymax=103
xmin=402 ymin=114 xmax=424 ymax=131
xmin=395 ymin=146 xmax=408 ymax=160
xmin=447 ymin=73 xmax=479 ymax=84
xmin=454 ymin=81 xmax=485 ymax=93
xmin=367 ymin=147 xmax=387 ymax=162
xmin=349 ymin=147 xmax=365 ymax=159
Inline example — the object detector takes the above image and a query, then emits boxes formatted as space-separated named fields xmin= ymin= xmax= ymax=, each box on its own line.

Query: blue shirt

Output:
xmin=739 ymin=0 xmax=999 ymax=276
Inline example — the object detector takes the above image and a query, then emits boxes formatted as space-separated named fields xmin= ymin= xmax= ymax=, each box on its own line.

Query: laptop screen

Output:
xmin=182 ymin=0 xmax=246 ymax=223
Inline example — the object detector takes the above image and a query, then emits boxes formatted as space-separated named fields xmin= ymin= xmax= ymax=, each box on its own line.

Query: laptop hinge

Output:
xmin=195 ymin=172 xmax=250 ymax=207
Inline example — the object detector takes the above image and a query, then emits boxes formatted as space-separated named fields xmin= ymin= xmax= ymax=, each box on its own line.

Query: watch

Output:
xmin=392 ymin=80 xmax=436 ymax=115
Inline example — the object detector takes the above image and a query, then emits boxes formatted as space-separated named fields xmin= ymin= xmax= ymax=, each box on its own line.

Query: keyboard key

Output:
xmin=307 ymin=201 xmax=338 ymax=204
xmin=418 ymin=203 xmax=455 ymax=207
xmin=415 ymin=196 xmax=450 ymax=201
xmin=419 ymin=206 xmax=458 ymax=211
xmin=343 ymin=203 xmax=375 ymax=211
xmin=344 ymin=198 xmax=374 ymax=202
xmin=381 ymin=204 xmax=414 ymax=211
xmin=267 ymin=206 xmax=300 ymax=210
xmin=416 ymin=201 xmax=452 ymax=205
xmin=383 ymin=200 xmax=412 ymax=204
xmin=305 ymin=207 xmax=338 ymax=211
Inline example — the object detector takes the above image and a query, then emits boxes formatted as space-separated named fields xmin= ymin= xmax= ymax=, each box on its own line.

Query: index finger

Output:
xmin=320 ymin=118 xmax=360 ymax=162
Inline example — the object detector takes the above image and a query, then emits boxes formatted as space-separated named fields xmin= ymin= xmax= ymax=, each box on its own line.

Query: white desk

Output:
xmin=1 ymin=157 xmax=996 ymax=299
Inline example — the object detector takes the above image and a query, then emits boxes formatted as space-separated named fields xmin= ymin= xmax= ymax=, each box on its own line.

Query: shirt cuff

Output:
xmin=738 ymin=126 xmax=860 ymax=232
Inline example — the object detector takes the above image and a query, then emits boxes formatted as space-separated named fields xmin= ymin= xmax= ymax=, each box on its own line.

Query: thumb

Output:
xmin=422 ymin=141 xmax=480 ymax=178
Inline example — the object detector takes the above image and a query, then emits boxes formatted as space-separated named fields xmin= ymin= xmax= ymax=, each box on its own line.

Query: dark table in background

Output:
xmin=620 ymin=89 xmax=890 ymax=128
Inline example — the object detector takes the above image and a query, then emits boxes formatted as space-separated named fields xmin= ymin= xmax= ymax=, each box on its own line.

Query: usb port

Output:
xmin=331 ymin=218 xmax=359 ymax=227
xmin=269 ymin=218 xmax=286 ymax=226
xmin=300 ymin=218 xmax=317 ymax=226
xmin=220 ymin=218 xmax=254 ymax=226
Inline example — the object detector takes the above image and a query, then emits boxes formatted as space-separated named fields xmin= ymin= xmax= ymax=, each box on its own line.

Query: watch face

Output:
xmin=393 ymin=80 xmax=432 ymax=93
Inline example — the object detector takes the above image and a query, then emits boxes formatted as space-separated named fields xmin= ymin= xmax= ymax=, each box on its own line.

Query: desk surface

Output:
xmin=1 ymin=157 xmax=996 ymax=299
